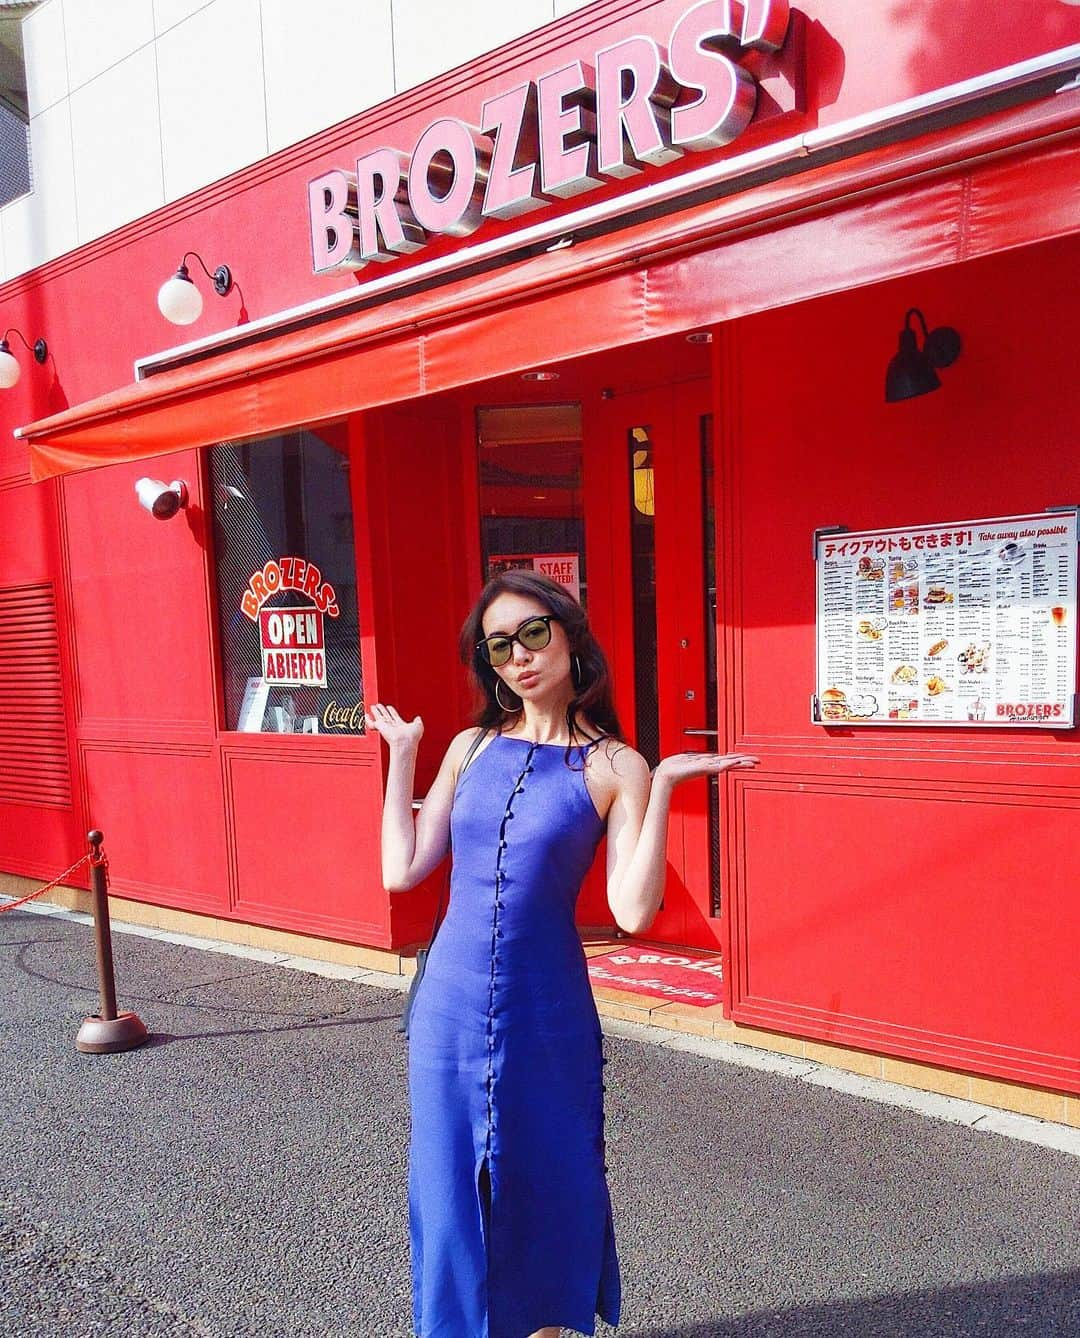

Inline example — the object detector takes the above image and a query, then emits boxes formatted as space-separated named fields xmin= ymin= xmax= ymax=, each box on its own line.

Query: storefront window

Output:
xmin=477 ymin=403 xmax=586 ymax=605
xmin=209 ymin=427 xmax=364 ymax=734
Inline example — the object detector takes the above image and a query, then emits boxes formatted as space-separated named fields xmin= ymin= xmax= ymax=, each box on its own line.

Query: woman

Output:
xmin=368 ymin=569 xmax=757 ymax=1338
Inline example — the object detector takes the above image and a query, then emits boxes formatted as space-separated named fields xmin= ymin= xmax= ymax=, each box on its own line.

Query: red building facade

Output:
xmin=3 ymin=0 xmax=1079 ymax=1105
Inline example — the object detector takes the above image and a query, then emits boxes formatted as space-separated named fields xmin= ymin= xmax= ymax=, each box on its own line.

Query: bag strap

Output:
xmin=427 ymin=726 xmax=490 ymax=946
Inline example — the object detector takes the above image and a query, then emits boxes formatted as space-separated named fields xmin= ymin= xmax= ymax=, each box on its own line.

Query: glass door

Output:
xmin=604 ymin=378 xmax=721 ymax=941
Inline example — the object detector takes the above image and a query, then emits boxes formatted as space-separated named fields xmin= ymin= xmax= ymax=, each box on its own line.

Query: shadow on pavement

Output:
xmin=622 ymin=1267 xmax=1080 ymax=1335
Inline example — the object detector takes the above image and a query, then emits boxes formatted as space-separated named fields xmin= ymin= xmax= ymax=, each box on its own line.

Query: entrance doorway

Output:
xmin=466 ymin=338 xmax=722 ymax=949
xmin=598 ymin=377 xmax=722 ymax=945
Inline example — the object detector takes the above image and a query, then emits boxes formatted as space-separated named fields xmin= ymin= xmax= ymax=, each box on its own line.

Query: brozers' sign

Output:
xmin=309 ymin=0 xmax=790 ymax=275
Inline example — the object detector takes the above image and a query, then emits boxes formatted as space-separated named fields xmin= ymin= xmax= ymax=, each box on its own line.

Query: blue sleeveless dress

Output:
xmin=407 ymin=732 xmax=622 ymax=1337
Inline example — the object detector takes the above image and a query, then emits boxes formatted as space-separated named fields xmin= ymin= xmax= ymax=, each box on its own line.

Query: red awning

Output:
xmin=20 ymin=93 xmax=1080 ymax=481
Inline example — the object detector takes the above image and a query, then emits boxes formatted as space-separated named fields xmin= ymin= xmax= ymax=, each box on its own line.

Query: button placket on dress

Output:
xmin=485 ymin=742 xmax=540 ymax=1163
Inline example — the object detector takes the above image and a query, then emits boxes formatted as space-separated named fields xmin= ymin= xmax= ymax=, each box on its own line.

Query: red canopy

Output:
xmin=20 ymin=93 xmax=1080 ymax=481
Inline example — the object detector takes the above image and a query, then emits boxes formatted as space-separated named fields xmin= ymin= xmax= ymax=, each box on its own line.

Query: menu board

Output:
xmin=815 ymin=511 xmax=1078 ymax=727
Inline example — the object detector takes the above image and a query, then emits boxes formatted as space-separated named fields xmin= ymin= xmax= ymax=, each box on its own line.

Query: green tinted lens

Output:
xmin=519 ymin=619 xmax=552 ymax=649
xmin=485 ymin=637 xmax=513 ymax=666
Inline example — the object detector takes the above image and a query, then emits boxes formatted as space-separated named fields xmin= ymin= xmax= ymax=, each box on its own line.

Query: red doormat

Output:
xmin=587 ymin=947 xmax=724 ymax=1007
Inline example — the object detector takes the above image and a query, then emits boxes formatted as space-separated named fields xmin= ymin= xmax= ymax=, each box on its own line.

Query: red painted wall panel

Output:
xmin=79 ymin=743 xmax=228 ymax=914
xmin=60 ymin=450 xmax=216 ymax=735
xmin=223 ymin=744 xmax=387 ymax=942
xmin=0 ymin=481 xmax=84 ymax=880
xmin=739 ymin=785 xmax=1079 ymax=1088
xmin=723 ymin=233 xmax=1080 ymax=1090
xmin=734 ymin=235 xmax=1080 ymax=756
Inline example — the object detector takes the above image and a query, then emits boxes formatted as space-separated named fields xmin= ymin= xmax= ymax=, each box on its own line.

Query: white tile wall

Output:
xmin=261 ymin=0 xmax=395 ymax=154
xmin=391 ymin=0 xmax=555 ymax=92
xmin=64 ymin=0 xmax=156 ymax=91
xmin=71 ymin=46 xmax=163 ymax=245
xmin=3 ymin=100 xmax=76 ymax=273
xmin=153 ymin=0 xmax=217 ymax=34
xmin=157 ymin=0 xmax=267 ymax=202
xmin=6 ymin=0 xmax=582 ymax=279
xmin=23 ymin=0 xmax=68 ymax=117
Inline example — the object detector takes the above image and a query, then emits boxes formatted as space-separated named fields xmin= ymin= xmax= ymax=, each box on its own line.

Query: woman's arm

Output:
xmin=605 ymin=748 xmax=758 ymax=935
xmin=366 ymin=703 xmax=477 ymax=892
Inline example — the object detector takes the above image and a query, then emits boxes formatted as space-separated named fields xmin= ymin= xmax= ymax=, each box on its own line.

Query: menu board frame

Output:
xmin=813 ymin=508 xmax=1079 ymax=729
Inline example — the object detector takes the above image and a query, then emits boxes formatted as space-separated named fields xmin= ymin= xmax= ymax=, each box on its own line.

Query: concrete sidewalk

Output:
xmin=2 ymin=902 xmax=1078 ymax=1337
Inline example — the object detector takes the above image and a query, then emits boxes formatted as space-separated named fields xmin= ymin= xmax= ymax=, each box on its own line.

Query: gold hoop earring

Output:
xmin=572 ymin=653 xmax=582 ymax=688
xmin=494 ymin=678 xmax=522 ymax=712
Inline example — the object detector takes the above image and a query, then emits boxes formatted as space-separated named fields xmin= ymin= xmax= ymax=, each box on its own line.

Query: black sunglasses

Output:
xmin=476 ymin=614 xmax=557 ymax=667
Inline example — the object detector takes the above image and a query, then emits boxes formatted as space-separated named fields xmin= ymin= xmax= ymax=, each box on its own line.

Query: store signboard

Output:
xmin=238 ymin=555 xmax=342 ymax=700
xmin=258 ymin=608 xmax=327 ymax=687
xmin=814 ymin=510 xmax=1078 ymax=727
xmin=308 ymin=0 xmax=791 ymax=274
xmin=489 ymin=551 xmax=581 ymax=602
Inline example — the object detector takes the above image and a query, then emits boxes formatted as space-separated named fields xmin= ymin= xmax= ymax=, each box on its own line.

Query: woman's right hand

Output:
xmin=365 ymin=702 xmax=424 ymax=751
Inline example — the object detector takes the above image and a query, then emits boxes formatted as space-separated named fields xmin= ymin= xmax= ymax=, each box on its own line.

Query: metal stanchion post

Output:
xmin=75 ymin=830 xmax=149 ymax=1054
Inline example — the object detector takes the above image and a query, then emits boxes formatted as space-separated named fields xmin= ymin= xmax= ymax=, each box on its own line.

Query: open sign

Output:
xmin=259 ymin=608 xmax=327 ymax=686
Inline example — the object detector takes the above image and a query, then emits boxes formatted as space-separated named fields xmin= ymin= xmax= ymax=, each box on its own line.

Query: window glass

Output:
xmin=209 ymin=427 xmax=364 ymax=734
xmin=628 ymin=424 xmax=659 ymax=768
xmin=477 ymin=403 xmax=586 ymax=606
xmin=0 ymin=17 xmax=32 ymax=206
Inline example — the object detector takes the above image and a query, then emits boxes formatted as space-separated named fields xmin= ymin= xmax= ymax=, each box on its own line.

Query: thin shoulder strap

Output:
xmin=430 ymin=726 xmax=489 ymax=946
xmin=458 ymin=725 xmax=490 ymax=781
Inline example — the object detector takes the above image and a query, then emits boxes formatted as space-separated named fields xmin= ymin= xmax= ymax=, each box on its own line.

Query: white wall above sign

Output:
xmin=308 ymin=0 xmax=791 ymax=276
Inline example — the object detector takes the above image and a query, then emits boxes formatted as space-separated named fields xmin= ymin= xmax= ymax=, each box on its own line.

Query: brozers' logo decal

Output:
xmin=309 ymin=0 xmax=790 ymax=275
xmin=241 ymin=558 xmax=340 ymax=689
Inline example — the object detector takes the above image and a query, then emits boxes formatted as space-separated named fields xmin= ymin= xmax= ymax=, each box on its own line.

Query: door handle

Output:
xmin=683 ymin=728 xmax=719 ymax=736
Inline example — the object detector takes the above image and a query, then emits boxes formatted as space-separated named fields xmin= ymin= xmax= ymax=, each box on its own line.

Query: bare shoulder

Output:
xmin=445 ymin=724 xmax=493 ymax=778
xmin=449 ymin=724 xmax=485 ymax=754
xmin=582 ymin=734 xmax=650 ymax=817
xmin=588 ymin=735 xmax=648 ymax=780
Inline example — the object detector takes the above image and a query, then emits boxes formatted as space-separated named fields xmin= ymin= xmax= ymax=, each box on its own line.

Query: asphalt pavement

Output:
xmin=2 ymin=903 xmax=1078 ymax=1337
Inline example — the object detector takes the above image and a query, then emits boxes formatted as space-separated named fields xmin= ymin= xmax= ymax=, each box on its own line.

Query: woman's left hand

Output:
xmin=652 ymin=751 xmax=759 ymax=785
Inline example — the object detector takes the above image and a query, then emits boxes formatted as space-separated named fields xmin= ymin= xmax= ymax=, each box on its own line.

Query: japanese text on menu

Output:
xmin=815 ymin=512 xmax=1078 ymax=727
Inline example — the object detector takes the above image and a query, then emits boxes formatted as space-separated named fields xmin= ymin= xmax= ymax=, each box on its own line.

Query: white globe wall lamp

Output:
xmin=157 ymin=251 xmax=234 ymax=326
xmin=0 ymin=327 xmax=48 ymax=388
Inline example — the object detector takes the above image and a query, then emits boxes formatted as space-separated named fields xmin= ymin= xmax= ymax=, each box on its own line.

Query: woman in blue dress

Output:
xmin=367 ymin=569 xmax=757 ymax=1338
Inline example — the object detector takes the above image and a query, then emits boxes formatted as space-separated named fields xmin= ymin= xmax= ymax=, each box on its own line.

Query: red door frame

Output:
xmin=444 ymin=355 xmax=721 ymax=947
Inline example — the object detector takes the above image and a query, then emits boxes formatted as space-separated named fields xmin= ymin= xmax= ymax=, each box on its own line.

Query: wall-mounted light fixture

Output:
xmin=885 ymin=308 xmax=962 ymax=402
xmin=0 ymin=328 xmax=48 ymax=388
xmin=135 ymin=477 xmax=189 ymax=520
xmin=157 ymin=252 xmax=233 ymax=325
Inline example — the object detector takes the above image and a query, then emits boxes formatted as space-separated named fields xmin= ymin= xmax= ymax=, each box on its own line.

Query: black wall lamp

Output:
xmin=885 ymin=308 xmax=962 ymax=402
xmin=0 ymin=327 xmax=47 ymax=388
xmin=157 ymin=251 xmax=233 ymax=326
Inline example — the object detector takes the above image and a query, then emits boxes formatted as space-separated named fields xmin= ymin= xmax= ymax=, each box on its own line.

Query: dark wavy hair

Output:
xmin=458 ymin=569 xmax=626 ymax=771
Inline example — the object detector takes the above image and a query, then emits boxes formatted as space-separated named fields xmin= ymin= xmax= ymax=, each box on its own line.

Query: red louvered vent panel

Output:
xmin=0 ymin=584 xmax=72 ymax=808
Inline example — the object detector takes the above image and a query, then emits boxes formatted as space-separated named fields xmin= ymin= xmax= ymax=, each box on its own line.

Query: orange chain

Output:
xmin=0 ymin=847 xmax=108 ymax=913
